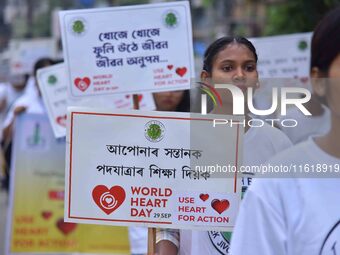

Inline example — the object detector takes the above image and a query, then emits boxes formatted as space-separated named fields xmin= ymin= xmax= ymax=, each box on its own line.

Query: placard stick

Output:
xmin=132 ymin=94 xmax=157 ymax=254
xmin=133 ymin=94 xmax=140 ymax=110
xmin=148 ymin=227 xmax=156 ymax=255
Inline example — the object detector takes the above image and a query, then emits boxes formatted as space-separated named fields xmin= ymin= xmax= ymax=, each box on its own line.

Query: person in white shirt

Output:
xmin=1 ymin=58 xmax=54 ymax=191
xmin=230 ymin=7 xmax=340 ymax=255
xmin=156 ymin=36 xmax=293 ymax=255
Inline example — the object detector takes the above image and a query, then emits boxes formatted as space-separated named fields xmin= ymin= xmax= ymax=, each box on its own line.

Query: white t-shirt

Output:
xmin=230 ymin=138 xmax=340 ymax=255
xmin=177 ymin=122 xmax=293 ymax=255
xmin=279 ymin=105 xmax=331 ymax=144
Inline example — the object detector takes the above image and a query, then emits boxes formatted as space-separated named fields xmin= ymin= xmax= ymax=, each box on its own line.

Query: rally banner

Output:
xmin=37 ymin=63 xmax=155 ymax=138
xmin=59 ymin=1 xmax=194 ymax=98
xmin=6 ymin=113 xmax=130 ymax=254
xmin=65 ymin=108 xmax=243 ymax=231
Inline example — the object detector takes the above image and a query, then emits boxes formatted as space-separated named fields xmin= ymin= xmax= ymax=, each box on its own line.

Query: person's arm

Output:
xmin=155 ymin=229 xmax=179 ymax=255
xmin=2 ymin=106 xmax=27 ymax=145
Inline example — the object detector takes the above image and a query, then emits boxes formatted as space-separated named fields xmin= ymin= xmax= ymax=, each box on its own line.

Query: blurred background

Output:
xmin=0 ymin=0 xmax=339 ymax=81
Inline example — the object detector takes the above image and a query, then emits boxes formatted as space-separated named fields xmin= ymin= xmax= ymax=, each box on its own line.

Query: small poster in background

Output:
xmin=37 ymin=63 xmax=156 ymax=138
xmin=250 ymin=32 xmax=312 ymax=81
xmin=6 ymin=113 xmax=130 ymax=255
xmin=9 ymin=38 xmax=58 ymax=75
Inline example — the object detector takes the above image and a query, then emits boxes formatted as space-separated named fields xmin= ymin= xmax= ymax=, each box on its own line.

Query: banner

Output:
xmin=59 ymin=1 xmax=194 ymax=98
xmin=65 ymin=108 xmax=243 ymax=231
xmin=6 ymin=113 xmax=130 ymax=254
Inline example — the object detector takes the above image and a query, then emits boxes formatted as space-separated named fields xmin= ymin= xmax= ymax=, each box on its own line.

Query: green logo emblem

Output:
xmin=47 ymin=75 xmax=57 ymax=85
xmin=298 ymin=40 xmax=308 ymax=51
xmin=145 ymin=120 xmax=165 ymax=142
xmin=72 ymin=20 xmax=85 ymax=34
xmin=163 ymin=10 xmax=179 ymax=28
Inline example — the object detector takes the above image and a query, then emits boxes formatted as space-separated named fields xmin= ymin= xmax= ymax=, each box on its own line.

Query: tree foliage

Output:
xmin=264 ymin=0 xmax=340 ymax=35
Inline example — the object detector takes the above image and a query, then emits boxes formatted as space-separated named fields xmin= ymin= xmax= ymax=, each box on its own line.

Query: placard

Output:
xmin=59 ymin=1 xmax=194 ymax=98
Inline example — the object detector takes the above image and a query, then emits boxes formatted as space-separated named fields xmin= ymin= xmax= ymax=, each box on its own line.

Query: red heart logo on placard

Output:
xmin=56 ymin=219 xmax=77 ymax=235
xmin=138 ymin=95 xmax=143 ymax=102
xmin=199 ymin=194 xmax=209 ymax=202
xmin=167 ymin=65 xmax=173 ymax=70
xmin=92 ymin=185 xmax=126 ymax=215
xmin=211 ymin=199 xmax=230 ymax=214
xmin=41 ymin=211 xmax=52 ymax=220
xmin=175 ymin=67 xmax=187 ymax=77
xmin=74 ymin=77 xmax=91 ymax=92
xmin=56 ymin=115 xmax=67 ymax=127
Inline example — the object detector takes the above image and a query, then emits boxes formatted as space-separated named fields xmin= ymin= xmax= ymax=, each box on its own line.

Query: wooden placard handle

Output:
xmin=147 ymin=227 xmax=156 ymax=255
xmin=133 ymin=94 xmax=140 ymax=110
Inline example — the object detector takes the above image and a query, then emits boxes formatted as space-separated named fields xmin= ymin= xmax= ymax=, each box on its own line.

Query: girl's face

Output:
xmin=153 ymin=90 xmax=185 ymax=111
xmin=325 ymin=53 xmax=340 ymax=117
xmin=209 ymin=43 xmax=258 ymax=91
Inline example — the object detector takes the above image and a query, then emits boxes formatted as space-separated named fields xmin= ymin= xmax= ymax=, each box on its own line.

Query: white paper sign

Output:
xmin=37 ymin=64 xmax=156 ymax=138
xmin=9 ymin=38 xmax=57 ymax=75
xmin=250 ymin=32 xmax=312 ymax=80
xmin=65 ymin=108 xmax=243 ymax=231
xmin=59 ymin=1 xmax=194 ymax=98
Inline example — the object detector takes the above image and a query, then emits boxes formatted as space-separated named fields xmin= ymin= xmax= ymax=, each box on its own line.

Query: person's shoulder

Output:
xmin=266 ymin=139 xmax=313 ymax=165
xmin=252 ymin=122 xmax=293 ymax=150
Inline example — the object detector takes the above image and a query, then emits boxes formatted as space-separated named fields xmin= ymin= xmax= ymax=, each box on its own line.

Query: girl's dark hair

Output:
xmin=175 ymin=90 xmax=190 ymax=112
xmin=33 ymin=57 xmax=55 ymax=77
xmin=203 ymin=36 xmax=258 ymax=73
xmin=311 ymin=7 xmax=340 ymax=73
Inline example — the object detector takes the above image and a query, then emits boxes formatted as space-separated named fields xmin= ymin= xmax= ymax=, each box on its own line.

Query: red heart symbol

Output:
xmin=199 ymin=194 xmax=209 ymax=202
xmin=74 ymin=77 xmax=91 ymax=92
xmin=41 ymin=211 xmax=52 ymax=220
xmin=175 ymin=67 xmax=187 ymax=77
xmin=92 ymin=185 xmax=126 ymax=215
xmin=211 ymin=199 xmax=230 ymax=214
xmin=56 ymin=218 xmax=77 ymax=235
xmin=138 ymin=95 xmax=143 ymax=102
xmin=167 ymin=65 xmax=173 ymax=70
xmin=56 ymin=115 xmax=67 ymax=127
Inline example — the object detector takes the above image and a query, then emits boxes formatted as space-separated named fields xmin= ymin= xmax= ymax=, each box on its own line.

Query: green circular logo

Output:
xmin=145 ymin=121 xmax=165 ymax=142
xmin=163 ymin=10 xmax=179 ymax=28
xmin=47 ymin=75 xmax=57 ymax=85
xmin=70 ymin=18 xmax=87 ymax=36
xmin=298 ymin=40 xmax=308 ymax=51
xmin=73 ymin=20 xmax=84 ymax=34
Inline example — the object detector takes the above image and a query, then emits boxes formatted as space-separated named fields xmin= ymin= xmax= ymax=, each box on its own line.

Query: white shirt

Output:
xmin=158 ymin=122 xmax=293 ymax=255
xmin=279 ymin=105 xmax=331 ymax=144
xmin=230 ymin=138 xmax=340 ymax=255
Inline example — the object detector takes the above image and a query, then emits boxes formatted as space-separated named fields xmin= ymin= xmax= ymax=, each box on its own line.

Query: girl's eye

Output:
xmin=245 ymin=64 xmax=256 ymax=72
xmin=222 ymin=65 xmax=233 ymax=72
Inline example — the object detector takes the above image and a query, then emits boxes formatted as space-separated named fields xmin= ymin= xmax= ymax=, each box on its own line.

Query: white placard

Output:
xmin=9 ymin=38 xmax=57 ymax=75
xmin=65 ymin=108 xmax=243 ymax=231
xmin=37 ymin=63 xmax=156 ymax=138
xmin=250 ymin=32 xmax=312 ymax=80
xmin=59 ymin=1 xmax=194 ymax=98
